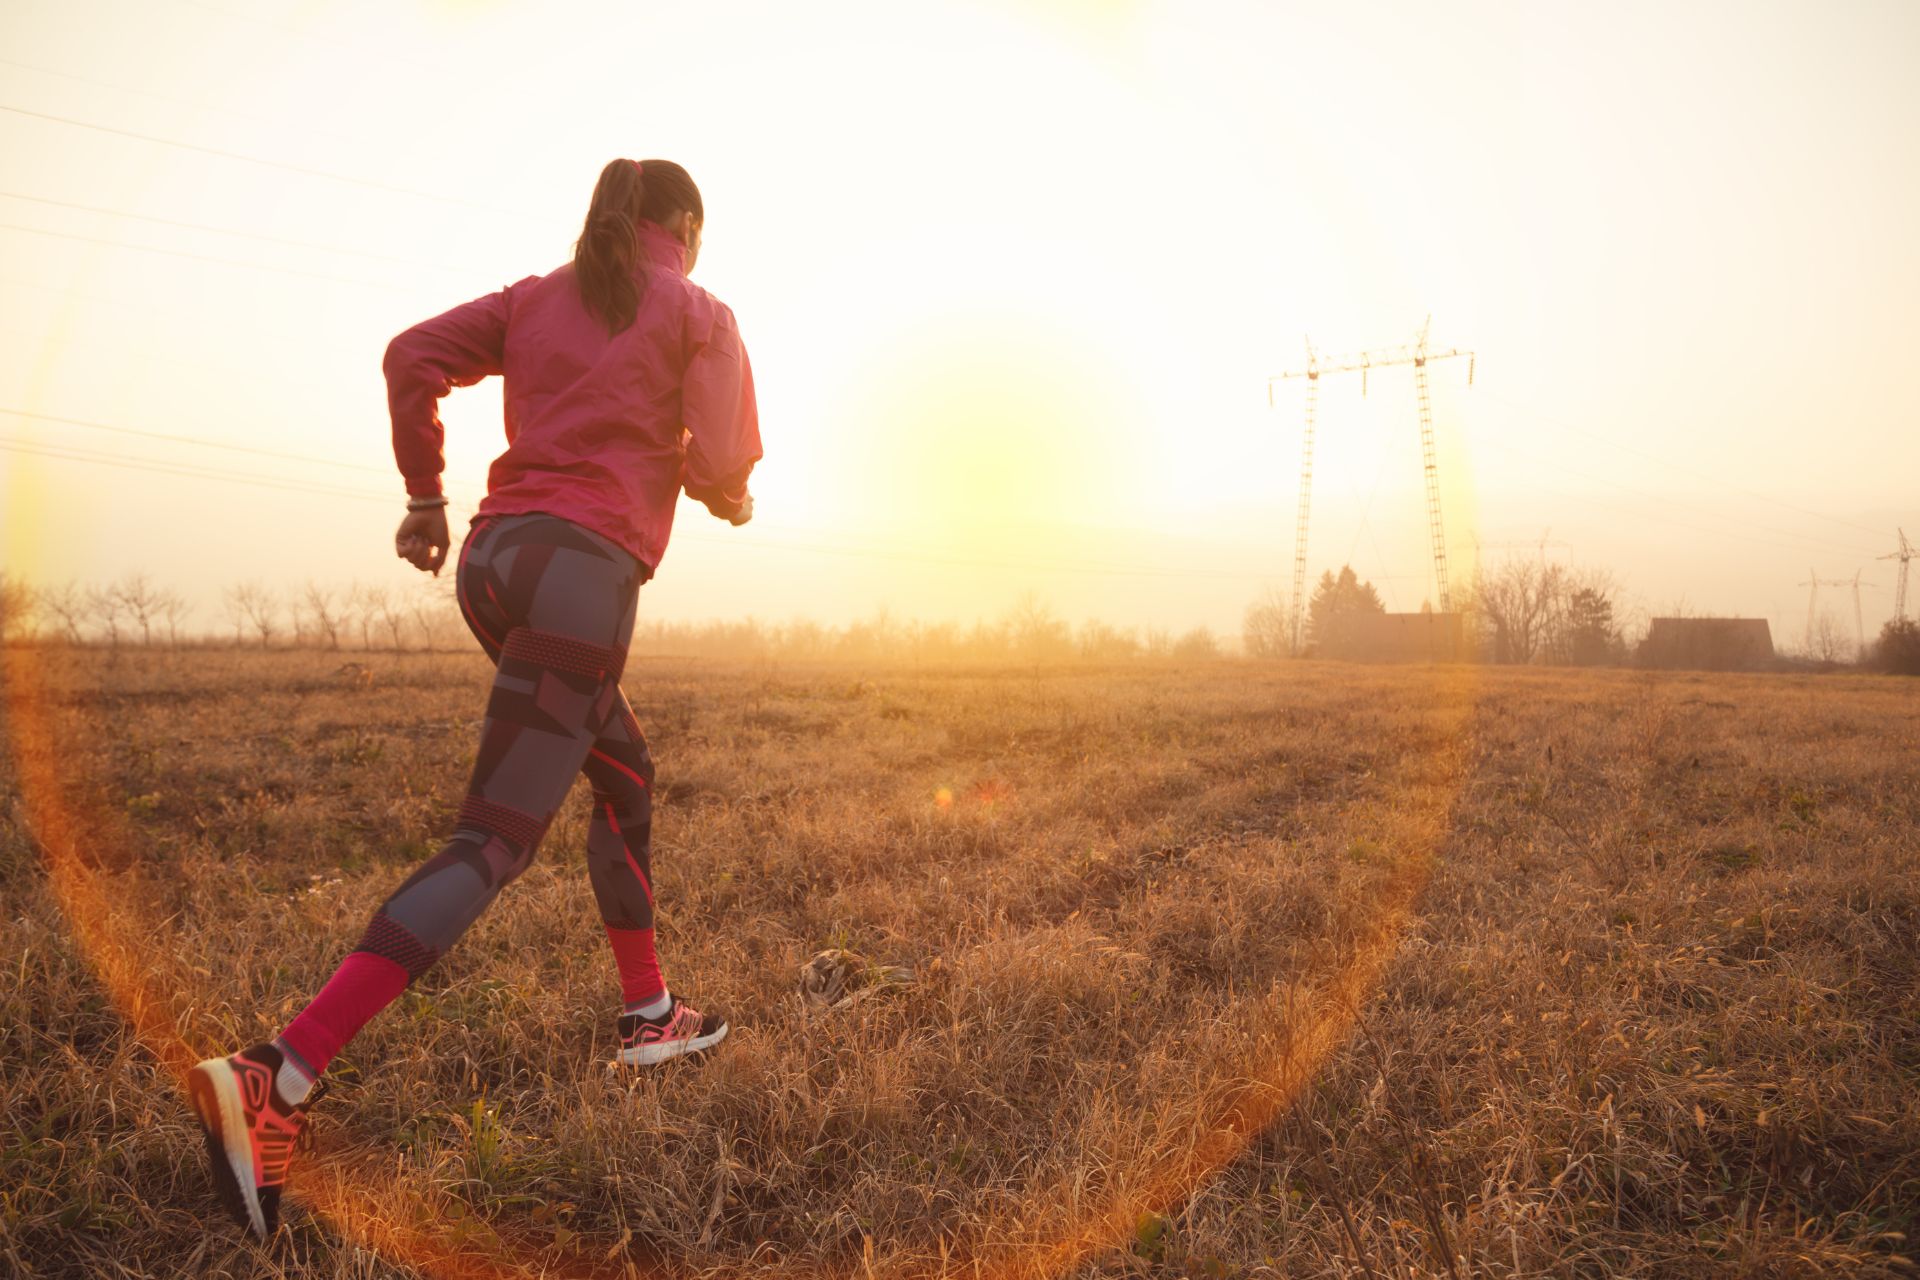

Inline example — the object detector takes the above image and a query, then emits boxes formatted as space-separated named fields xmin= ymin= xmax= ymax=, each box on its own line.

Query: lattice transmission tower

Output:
xmin=1268 ymin=318 xmax=1475 ymax=653
xmin=1880 ymin=528 xmax=1914 ymax=622
xmin=1799 ymin=568 xmax=1873 ymax=659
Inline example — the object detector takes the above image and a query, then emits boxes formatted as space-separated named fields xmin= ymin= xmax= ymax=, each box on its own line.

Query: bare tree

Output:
xmin=85 ymin=584 xmax=124 ymax=647
xmin=407 ymin=582 xmax=463 ymax=652
xmin=301 ymin=581 xmax=343 ymax=650
xmin=904 ymin=619 xmax=962 ymax=663
xmin=1470 ymin=556 xmax=1567 ymax=664
xmin=1241 ymin=584 xmax=1291 ymax=659
xmin=0 ymin=572 xmax=37 ymax=643
xmin=1173 ymin=625 xmax=1221 ymax=660
xmin=1807 ymin=612 xmax=1851 ymax=665
xmin=965 ymin=617 xmax=1010 ymax=658
xmin=370 ymin=585 xmax=407 ymax=650
xmin=40 ymin=581 xmax=87 ymax=645
xmin=837 ymin=607 xmax=896 ymax=660
xmin=343 ymin=582 xmax=378 ymax=651
xmin=1538 ymin=567 xmax=1622 ymax=665
xmin=1076 ymin=619 xmax=1140 ymax=661
xmin=219 ymin=588 xmax=247 ymax=645
xmin=228 ymin=581 xmax=279 ymax=648
xmin=157 ymin=589 xmax=193 ymax=647
xmin=780 ymin=617 xmax=828 ymax=659
xmin=1005 ymin=592 xmax=1071 ymax=662
xmin=112 ymin=572 xmax=165 ymax=645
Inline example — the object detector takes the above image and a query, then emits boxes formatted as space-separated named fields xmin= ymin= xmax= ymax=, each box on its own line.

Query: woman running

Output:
xmin=188 ymin=157 xmax=761 ymax=1241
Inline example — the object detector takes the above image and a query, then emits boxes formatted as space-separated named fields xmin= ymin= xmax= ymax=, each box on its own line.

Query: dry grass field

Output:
xmin=2 ymin=646 xmax=1915 ymax=1279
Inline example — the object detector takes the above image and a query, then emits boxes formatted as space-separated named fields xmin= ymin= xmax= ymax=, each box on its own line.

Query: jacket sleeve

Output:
xmin=679 ymin=294 xmax=762 ymax=519
xmin=383 ymin=287 xmax=512 ymax=499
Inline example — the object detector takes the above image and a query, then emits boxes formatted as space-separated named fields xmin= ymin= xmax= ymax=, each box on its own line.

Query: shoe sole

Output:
xmin=188 ymin=1058 xmax=267 ymax=1240
xmin=617 ymin=1021 xmax=728 ymax=1067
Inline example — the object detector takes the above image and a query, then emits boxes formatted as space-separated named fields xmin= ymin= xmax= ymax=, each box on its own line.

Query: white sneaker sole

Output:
xmin=188 ymin=1057 xmax=267 ymax=1240
xmin=616 ymin=1021 xmax=728 ymax=1066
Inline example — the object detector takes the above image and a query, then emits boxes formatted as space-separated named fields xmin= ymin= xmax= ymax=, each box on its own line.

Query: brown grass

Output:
xmin=1 ymin=647 xmax=1915 ymax=1278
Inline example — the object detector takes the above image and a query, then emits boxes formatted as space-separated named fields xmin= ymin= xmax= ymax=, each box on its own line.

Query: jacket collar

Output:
xmin=635 ymin=219 xmax=690 ymax=275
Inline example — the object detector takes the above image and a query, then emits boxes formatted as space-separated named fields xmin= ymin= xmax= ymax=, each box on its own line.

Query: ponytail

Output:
xmin=573 ymin=157 xmax=705 ymax=335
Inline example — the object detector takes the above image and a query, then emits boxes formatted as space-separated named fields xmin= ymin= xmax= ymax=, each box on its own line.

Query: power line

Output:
xmin=17 ymin=401 xmax=1876 ymax=590
xmin=0 ymin=190 xmax=478 ymax=276
xmin=15 ymin=369 xmax=1885 ymax=584
xmin=1475 ymin=388 xmax=1896 ymax=543
xmin=0 ymin=437 xmax=409 ymax=505
xmin=0 ymin=54 xmax=259 ymax=122
xmin=0 ymin=219 xmax=426 ymax=293
xmin=163 ymin=0 xmax=449 ymax=79
xmin=0 ymin=271 xmax=407 ymax=367
xmin=676 ymin=527 xmax=1277 ymax=582
xmin=1 ymin=419 xmax=1275 ymax=583
xmin=0 ymin=285 xmax=396 ymax=406
xmin=0 ymin=51 xmax=403 ymax=158
xmin=0 ymin=407 xmax=406 ymax=479
xmin=1486 ymin=429 xmax=1888 ymax=562
xmin=0 ymin=103 xmax=542 ymax=221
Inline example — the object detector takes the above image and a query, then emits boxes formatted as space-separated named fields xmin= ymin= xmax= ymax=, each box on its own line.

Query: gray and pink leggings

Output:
xmin=278 ymin=512 xmax=664 ymax=1077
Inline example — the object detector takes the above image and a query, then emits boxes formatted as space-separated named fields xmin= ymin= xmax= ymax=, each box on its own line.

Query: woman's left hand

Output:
xmin=395 ymin=508 xmax=451 ymax=576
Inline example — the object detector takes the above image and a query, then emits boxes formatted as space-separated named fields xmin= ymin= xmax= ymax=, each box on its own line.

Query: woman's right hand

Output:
xmin=396 ymin=507 xmax=451 ymax=576
xmin=726 ymin=493 xmax=753 ymax=526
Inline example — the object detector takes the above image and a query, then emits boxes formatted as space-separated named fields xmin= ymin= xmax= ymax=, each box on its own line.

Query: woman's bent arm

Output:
xmin=679 ymin=295 xmax=762 ymax=519
xmin=384 ymin=287 xmax=513 ymax=499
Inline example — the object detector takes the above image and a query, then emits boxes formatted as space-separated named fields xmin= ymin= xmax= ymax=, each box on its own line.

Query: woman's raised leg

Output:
xmin=276 ymin=515 xmax=647 ymax=1081
xmin=189 ymin=515 xmax=646 ymax=1239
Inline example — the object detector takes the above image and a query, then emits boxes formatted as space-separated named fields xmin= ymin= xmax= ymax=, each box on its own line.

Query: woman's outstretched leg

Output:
xmin=276 ymin=516 xmax=648 ymax=1087
xmin=189 ymin=514 xmax=655 ymax=1239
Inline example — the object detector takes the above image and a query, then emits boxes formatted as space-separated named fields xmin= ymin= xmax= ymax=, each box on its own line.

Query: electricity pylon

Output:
xmin=1799 ymin=569 xmax=1873 ymax=659
xmin=1268 ymin=318 xmax=1475 ymax=653
xmin=1880 ymin=528 xmax=1914 ymax=622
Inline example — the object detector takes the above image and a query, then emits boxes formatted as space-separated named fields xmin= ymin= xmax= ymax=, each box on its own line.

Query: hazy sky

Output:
xmin=2 ymin=0 xmax=1916 ymax=648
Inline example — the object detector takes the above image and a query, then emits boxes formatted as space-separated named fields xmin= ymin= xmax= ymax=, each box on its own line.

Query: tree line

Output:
xmin=1245 ymin=556 xmax=1918 ymax=673
xmin=3 ymin=564 xmax=1913 ymax=672
xmin=1241 ymin=557 xmax=1633 ymax=665
xmin=0 ymin=574 xmax=1231 ymax=663
xmin=0 ymin=573 xmax=475 ymax=652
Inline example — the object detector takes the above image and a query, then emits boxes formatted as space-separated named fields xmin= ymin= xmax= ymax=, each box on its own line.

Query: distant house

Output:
xmin=1318 ymin=612 xmax=1467 ymax=663
xmin=1638 ymin=618 xmax=1774 ymax=671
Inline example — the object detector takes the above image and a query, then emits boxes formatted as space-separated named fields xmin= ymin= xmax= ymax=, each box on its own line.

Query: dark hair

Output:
xmin=572 ymin=158 xmax=704 ymax=335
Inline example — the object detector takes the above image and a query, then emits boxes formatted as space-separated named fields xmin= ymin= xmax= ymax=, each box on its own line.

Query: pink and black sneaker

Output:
xmin=617 ymin=995 xmax=729 ymax=1066
xmin=187 ymin=1043 xmax=324 ymax=1240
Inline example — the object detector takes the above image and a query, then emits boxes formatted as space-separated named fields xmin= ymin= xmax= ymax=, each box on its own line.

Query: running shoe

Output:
xmin=616 ymin=995 xmax=729 ymax=1066
xmin=187 ymin=1043 xmax=325 ymax=1240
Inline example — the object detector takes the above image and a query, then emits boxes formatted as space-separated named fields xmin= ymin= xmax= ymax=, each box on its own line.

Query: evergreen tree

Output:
xmin=1307 ymin=565 xmax=1385 ymax=646
xmin=1565 ymin=586 xmax=1616 ymax=665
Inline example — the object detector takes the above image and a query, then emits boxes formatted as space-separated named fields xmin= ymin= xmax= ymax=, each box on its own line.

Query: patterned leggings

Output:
xmin=364 ymin=512 xmax=660 ymax=973
xmin=279 ymin=512 xmax=661 ymax=1076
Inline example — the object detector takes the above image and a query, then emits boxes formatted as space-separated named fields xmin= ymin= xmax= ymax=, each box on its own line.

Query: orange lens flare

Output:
xmin=4 ymin=639 xmax=1475 ymax=1279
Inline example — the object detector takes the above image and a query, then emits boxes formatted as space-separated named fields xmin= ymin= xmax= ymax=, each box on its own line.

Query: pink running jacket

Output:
xmin=384 ymin=218 xmax=761 ymax=574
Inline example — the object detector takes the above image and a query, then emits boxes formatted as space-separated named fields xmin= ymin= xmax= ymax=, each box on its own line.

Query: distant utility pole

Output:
xmin=1267 ymin=317 xmax=1476 ymax=653
xmin=1880 ymin=528 xmax=1914 ymax=622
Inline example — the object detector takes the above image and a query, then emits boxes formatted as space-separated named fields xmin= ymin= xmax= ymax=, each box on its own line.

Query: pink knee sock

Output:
xmin=605 ymin=925 xmax=665 ymax=1008
xmin=277 ymin=951 xmax=410 ymax=1076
